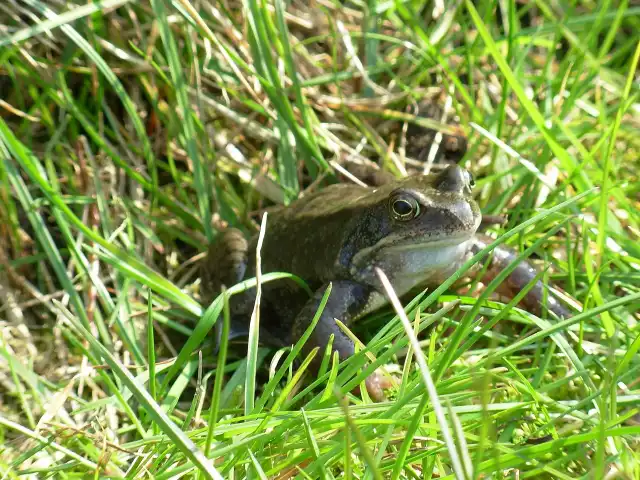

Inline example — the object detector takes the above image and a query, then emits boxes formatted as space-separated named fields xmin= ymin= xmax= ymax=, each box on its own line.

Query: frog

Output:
xmin=201 ymin=165 xmax=570 ymax=400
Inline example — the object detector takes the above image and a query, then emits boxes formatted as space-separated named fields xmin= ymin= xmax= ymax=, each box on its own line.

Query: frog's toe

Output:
xmin=354 ymin=370 xmax=395 ymax=402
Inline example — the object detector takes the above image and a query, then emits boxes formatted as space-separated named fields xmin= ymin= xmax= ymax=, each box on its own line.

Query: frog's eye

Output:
xmin=390 ymin=194 xmax=419 ymax=221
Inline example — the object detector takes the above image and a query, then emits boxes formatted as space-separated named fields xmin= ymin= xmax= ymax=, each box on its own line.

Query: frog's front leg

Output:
xmin=472 ymin=234 xmax=571 ymax=319
xmin=292 ymin=281 xmax=390 ymax=401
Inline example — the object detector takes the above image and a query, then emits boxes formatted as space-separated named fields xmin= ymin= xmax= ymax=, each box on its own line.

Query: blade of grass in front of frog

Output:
xmin=307 ymin=301 xmax=457 ymax=409
xmin=370 ymin=304 xmax=455 ymax=477
xmin=326 ymin=290 xmax=432 ymax=396
xmin=360 ymin=224 xmax=564 ymax=390
xmin=248 ymin=348 xmax=319 ymax=447
xmin=455 ymin=269 xmax=547 ymax=361
xmin=245 ymin=212 xmax=268 ymax=416
xmin=156 ymin=271 xmax=308 ymax=397
xmin=252 ymin=284 xmax=331 ymax=414
xmin=336 ymin=388 xmax=384 ymax=480
xmin=233 ymin=267 xmax=327 ymax=471
xmin=358 ymin=288 xmax=430 ymax=345
xmin=435 ymin=219 xmax=572 ymax=383
xmin=376 ymin=268 xmax=470 ymax=480
xmin=400 ymin=306 xmax=428 ymax=399
xmin=58 ymin=304 xmax=222 ymax=480
xmin=320 ymin=351 xmax=341 ymax=404
xmin=290 ymin=350 xmax=349 ymax=407
xmin=203 ymin=287 xmax=231 ymax=460
xmin=317 ymin=333 xmax=336 ymax=388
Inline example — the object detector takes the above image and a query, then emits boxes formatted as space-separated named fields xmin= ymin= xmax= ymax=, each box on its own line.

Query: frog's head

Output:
xmin=345 ymin=165 xmax=482 ymax=294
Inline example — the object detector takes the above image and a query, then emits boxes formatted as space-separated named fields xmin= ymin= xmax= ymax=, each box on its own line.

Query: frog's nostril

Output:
xmin=466 ymin=171 xmax=476 ymax=189
xmin=436 ymin=165 xmax=468 ymax=193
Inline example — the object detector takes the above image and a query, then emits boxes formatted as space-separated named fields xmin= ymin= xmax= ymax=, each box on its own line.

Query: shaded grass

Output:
xmin=1 ymin=0 xmax=639 ymax=479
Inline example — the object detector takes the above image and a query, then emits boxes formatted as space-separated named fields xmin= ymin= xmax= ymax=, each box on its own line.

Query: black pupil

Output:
xmin=393 ymin=199 xmax=413 ymax=217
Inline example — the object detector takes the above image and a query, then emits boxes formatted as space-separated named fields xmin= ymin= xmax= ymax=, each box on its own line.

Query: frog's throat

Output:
xmin=350 ymin=237 xmax=475 ymax=299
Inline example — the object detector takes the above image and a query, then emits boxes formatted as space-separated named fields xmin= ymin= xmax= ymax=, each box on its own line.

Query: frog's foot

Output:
xmin=293 ymin=281 xmax=388 ymax=398
xmin=355 ymin=369 xmax=395 ymax=402
xmin=479 ymin=214 xmax=507 ymax=230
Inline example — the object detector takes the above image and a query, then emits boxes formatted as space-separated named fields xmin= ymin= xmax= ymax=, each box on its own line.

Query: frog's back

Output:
xmin=247 ymin=183 xmax=369 ymax=283
xmin=275 ymin=183 xmax=371 ymax=220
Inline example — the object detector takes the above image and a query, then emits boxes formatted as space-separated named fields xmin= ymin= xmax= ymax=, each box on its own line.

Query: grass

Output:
xmin=1 ymin=0 xmax=639 ymax=478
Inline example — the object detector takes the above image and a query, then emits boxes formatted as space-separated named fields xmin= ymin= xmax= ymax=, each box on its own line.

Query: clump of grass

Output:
xmin=1 ymin=0 xmax=639 ymax=478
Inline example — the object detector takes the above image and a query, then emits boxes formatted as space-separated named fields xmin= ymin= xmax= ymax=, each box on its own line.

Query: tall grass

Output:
xmin=1 ymin=1 xmax=639 ymax=478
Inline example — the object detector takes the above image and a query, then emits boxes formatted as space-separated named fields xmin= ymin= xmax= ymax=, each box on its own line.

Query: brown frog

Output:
xmin=201 ymin=165 xmax=569 ymax=400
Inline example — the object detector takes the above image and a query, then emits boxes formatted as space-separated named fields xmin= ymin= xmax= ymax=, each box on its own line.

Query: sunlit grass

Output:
xmin=0 ymin=0 xmax=639 ymax=478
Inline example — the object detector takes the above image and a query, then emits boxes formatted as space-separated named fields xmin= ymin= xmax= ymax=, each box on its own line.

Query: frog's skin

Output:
xmin=201 ymin=165 xmax=569 ymax=400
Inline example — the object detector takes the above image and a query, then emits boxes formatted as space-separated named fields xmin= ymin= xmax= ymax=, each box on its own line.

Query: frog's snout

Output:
xmin=447 ymin=200 xmax=482 ymax=234
xmin=435 ymin=165 xmax=474 ymax=195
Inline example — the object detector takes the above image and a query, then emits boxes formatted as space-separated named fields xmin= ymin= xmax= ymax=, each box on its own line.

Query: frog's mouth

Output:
xmin=352 ymin=232 xmax=476 ymax=272
xmin=380 ymin=232 xmax=477 ymax=251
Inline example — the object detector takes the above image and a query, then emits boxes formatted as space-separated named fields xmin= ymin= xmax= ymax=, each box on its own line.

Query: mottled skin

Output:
xmin=201 ymin=165 xmax=569 ymax=399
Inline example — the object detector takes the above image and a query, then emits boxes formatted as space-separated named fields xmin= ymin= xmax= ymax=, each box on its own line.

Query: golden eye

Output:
xmin=390 ymin=195 xmax=419 ymax=221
